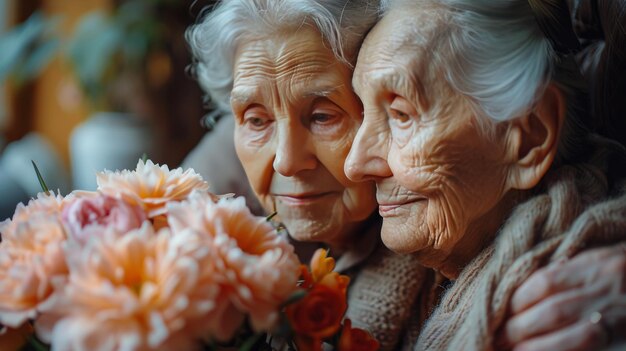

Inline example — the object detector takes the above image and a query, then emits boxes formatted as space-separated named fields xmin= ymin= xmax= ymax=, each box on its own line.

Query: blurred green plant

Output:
xmin=67 ymin=0 xmax=170 ymax=111
xmin=0 ymin=12 xmax=60 ymax=87
xmin=0 ymin=0 xmax=176 ymax=112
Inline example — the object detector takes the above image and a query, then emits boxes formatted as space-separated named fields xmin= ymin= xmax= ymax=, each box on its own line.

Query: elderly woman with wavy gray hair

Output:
xmin=187 ymin=0 xmax=626 ymax=349
xmin=187 ymin=1 xmax=431 ymax=349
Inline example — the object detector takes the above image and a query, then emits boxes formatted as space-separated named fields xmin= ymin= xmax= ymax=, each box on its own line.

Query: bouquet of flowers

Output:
xmin=0 ymin=160 xmax=378 ymax=351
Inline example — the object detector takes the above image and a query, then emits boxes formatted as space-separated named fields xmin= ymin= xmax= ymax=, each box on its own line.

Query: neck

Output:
xmin=437 ymin=190 xmax=524 ymax=279
xmin=325 ymin=213 xmax=378 ymax=256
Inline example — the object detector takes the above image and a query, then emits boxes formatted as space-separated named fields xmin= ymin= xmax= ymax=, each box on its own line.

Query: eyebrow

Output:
xmin=230 ymin=87 xmax=258 ymax=106
xmin=401 ymin=69 xmax=430 ymax=112
xmin=362 ymin=66 xmax=430 ymax=112
xmin=302 ymin=85 xmax=341 ymax=99
xmin=230 ymin=83 xmax=343 ymax=107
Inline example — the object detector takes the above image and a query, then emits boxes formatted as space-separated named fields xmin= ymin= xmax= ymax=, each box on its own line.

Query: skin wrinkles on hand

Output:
xmin=501 ymin=245 xmax=626 ymax=351
xmin=231 ymin=27 xmax=377 ymax=252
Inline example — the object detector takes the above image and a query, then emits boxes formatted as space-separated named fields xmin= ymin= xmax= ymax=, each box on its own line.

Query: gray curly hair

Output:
xmin=186 ymin=0 xmax=381 ymax=115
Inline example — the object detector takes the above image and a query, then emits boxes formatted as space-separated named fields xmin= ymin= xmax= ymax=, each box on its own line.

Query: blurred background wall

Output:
xmin=0 ymin=0 xmax=213 ymax=219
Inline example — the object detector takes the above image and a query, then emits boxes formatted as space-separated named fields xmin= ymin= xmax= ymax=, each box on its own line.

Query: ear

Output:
xmin=505 ymin=84 xmax=566 ymax=190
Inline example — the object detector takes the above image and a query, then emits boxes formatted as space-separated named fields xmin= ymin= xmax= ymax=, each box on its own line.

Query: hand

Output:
xmin=501 ymin=245 xmax=626 ymax=351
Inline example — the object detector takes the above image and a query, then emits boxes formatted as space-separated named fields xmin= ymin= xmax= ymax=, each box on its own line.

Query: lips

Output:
xmin=377 ymin=198 xmax=425 ymax=216
xmin=375 ymin=179 xmax=426 ymax=212
xmin=273 ymin=192 xmax=337 ymax=205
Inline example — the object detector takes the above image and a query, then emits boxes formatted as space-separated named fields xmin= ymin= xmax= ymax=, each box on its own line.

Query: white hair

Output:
xmin=385 ymin=0 xmax=555 ymax=123
xmin=187 ymin=0 xmax=381 ymax=114
xmin=387 ymin=0 xmax=589 ymax=161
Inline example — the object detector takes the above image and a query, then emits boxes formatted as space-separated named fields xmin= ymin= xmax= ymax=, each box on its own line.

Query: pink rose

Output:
xmin=62 ymin=195 xmax=146 ymax=244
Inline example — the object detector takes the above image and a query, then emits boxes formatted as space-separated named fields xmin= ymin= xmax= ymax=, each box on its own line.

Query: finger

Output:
xmin=505 ymin=282 xmax=606 ymax=345
xmin=512 ymin=319 xmax=608 ymax=351
xmin=512 ymin=246 xmax=620 ymax=313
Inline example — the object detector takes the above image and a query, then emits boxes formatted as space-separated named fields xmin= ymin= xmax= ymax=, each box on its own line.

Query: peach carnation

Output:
xmin=167 ymin=193 xmax=300 ymax=331
xmin=1 ymin=192 xmax=66 ymax=237
xmin=96 ymin=159 xmax=209 ymax=218
xmin=36 ymin=224 xmax=227 ymax=351
xmin=0 ymin=194 xmax=68 ymax=327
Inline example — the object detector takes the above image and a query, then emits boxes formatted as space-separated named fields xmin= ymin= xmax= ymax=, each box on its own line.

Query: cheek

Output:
xmin=234 ymin=127 xmax=275 ymax=210
xmin=389 ymin=125 xmax=459 ymax=192
xmin=388 ymin=139 xmax=425 ymax=190
xmin=315 ymin=128 xmax=377 ymax=219
xmin=314 ymin=122 xmax=356 ymax=185
xmin=342 ymin=182 xmax=377 ymax=220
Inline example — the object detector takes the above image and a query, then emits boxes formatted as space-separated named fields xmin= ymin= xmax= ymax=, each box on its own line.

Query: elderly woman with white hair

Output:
xmin=346 ymin=0 xmax=626 ymax=350
xmin=186 ymin=0 xmax=433 ymax=349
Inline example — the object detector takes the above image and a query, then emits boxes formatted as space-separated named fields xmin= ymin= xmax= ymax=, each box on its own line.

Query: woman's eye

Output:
xmin=389 ymin=109 xmax=410 ymax=123
xmin=241 ymin=104 xmax=273 ymax=131
xmin=311 ymin=113 xmax=337 ymax=124
xmin=388 ymin=96 xmax=417 ymax=127
xmin=244 ymin=116 xmax=271 ymax=130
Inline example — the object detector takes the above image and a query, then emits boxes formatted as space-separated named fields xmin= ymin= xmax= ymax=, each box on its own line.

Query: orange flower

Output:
xmin=338 ymin=319 xmax=380 ymax=351
xmin=310 ymin=249 xmax=336 ymax=283
xmin=298 ymin=264 xmax=314 ymax=289
xmin=318 ymin=271 xmax=350 ymax=295
xmin=286 ymin=278 xmax=349 ymax=343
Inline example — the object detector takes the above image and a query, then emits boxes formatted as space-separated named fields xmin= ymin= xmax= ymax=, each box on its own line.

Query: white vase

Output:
xmin=70 ymin=112 xmax=155 ymax=190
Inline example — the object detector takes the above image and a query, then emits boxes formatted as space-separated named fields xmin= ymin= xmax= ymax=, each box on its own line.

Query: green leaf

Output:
xmin=23 ymin=333 xmax=50 ymax=351
xmin=67 ymin=11 xmax=123 ymax=105
xmin=238 ymin=333 xmax=263 ymax=351
xmin=15 ymin=38 xmax=60 ymax=84
xmin=265 ymin=211 xmax=278 ymax=222
xmin=31 ymin=160 xmax=49 ymax=193
xmin=141 ymin=153 xmax=148 ymax=164
xmin=0 ymin=12 xmax=60 ymax=86
xmin=280 ymin=290 xmax=307 ymax=308
xmin=288 ymin=340 xmax=298 ymax=351
xmin=271 ymin=312 xmax=295 ymax=338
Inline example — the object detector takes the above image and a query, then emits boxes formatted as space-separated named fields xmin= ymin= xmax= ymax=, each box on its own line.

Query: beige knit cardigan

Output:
xmin=415 ymin=147 xmax=626 ymax=350
xmin=346 ymin=242 xmax=431 ymax=350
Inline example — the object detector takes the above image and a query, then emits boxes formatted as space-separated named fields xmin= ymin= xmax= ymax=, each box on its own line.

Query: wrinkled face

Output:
xmin=231 ymin=27 xmax=377 ymax=246
xmin=346 ymin=6 xmax=512 ymax=267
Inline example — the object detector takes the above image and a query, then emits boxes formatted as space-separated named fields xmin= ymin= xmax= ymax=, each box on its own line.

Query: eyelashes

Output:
xmin=244 ymin=116 xmax=273 ymax=131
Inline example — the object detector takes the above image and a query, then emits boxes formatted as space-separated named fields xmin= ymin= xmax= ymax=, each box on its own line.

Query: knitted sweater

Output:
xmin=346 ymin=239 xmax=430 ymax=350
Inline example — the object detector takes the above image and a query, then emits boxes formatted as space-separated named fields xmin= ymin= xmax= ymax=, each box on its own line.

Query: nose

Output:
xmin=273 ymin=121 xmax=317 ymax=176
xmin=345 ymin=118 xmax=393 ymax=182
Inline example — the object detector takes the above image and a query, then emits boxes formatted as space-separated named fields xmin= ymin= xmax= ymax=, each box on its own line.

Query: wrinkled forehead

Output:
xmin=231 ymin=27 xmax=354 ymax=105
xmin=234 ymin=27 xmax=337 ymax=75
xmin=354 ymin=4 xmax=451 ymax=90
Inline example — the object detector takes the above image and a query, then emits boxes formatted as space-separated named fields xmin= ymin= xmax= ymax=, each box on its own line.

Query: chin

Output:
xmin=281 ymin=217 xmax=340 ymax=244
xmin=380 ymin=218 xmax=429 ymax=254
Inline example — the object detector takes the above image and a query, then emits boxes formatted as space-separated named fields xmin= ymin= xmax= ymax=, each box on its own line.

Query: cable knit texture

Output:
xmin=415 ymin=148 xmax=626 ymax=350
xmin=346 ymin=244 xmax=428 ymax=350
